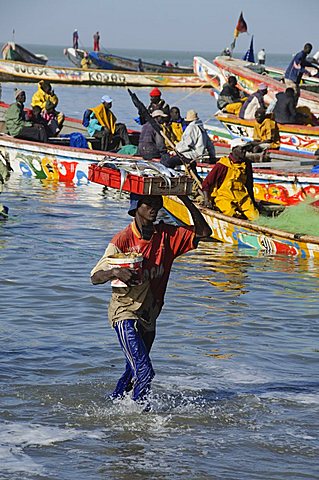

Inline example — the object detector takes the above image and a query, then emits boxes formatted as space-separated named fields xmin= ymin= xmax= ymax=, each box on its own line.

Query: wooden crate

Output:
xmin=88 ymin=164 xmax=193 ymax=195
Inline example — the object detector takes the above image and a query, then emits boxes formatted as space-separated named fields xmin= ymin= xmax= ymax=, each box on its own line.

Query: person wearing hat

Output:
xmin=161 ymin=109 xmax=216 ymax=169
xmin=5 ymin=89 xmax=48 ymax=143
xmin=239 ymin=83 xmax=268 ymax=120
xmin=137 ymin=109 xmax=169 ymax=160
xmin=87 ymin=95 xmax=130 ymax=150
xmin=201 ymin=138 xmax=259 ymax=220
xmin=90 ymin=193 xmax=212 ymax=406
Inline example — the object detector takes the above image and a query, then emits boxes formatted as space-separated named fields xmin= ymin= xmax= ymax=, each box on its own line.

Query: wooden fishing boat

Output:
xmin=0 ymin=99 xmax=318 ymax=203
xmin=162 ymin=195 xmax=319 ymax=259
xmin=64 ymin=48 xmax=193 ymax=73
xmin=194 ymin=56 xmax=319 ymax=116
xmin=212 ymin=112 xmax=319 ymax=156
xmin=0 ymin=58 xmax=204 ymax=88
xmin=88 ymin=51 xmax=193 ymax=73
xmin=1 ymin=42 xmax=48 ymax=65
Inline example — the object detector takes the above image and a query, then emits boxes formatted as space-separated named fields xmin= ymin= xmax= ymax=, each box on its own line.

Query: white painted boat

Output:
xmin=0 ymin=58 xmax=205 ymax=88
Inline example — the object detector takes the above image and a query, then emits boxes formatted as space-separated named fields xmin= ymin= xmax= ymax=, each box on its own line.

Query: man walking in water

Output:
xmin=93 ymin=31 xmax=100 ymax=52
xmin=91 ymin=194 xmax=211 ymax=407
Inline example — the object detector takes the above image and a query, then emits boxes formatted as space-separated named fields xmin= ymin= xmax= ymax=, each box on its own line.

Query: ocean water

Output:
xmin=0 ymin=47 xmax=318 ymax=480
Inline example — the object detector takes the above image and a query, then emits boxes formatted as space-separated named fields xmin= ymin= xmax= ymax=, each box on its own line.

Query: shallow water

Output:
xmin=1 ymin=174 xmax=319 ymax=480
xmin=1 ymin=47 xmax=318 ymax=480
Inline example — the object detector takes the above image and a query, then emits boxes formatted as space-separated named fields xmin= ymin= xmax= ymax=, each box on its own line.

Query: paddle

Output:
xmin=127 ymin=89 xmax=203 ymax=191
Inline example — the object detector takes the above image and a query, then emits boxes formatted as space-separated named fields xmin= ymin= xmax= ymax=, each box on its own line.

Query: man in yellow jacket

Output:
xmin=88 ymin=95 xmax=130 ymax=150
xmin=31 ymin=80 xmax=64 ymax=131
xmin=202 ymin=138 xmax=259 ymax=220
xmin=251 ymin=108 xmax=280 ymax=153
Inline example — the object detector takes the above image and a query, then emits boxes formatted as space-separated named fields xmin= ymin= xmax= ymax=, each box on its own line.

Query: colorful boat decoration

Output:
xmin=212 ymin=112 xmax=319 ymax=156
xmin=194 ymin=56 xmax=319 ymax=116
xmin=163 ymin=196 xmax=319 ymax=259
xmin=0 ymin=100 xmax=318 ymax=203
xmin=0 ymin=58 xmax=205 ymax=88
xmin=0 ymin=131 xmax=318 ymax=206
xmin=1 ymin=42 xmax=48 ymax=65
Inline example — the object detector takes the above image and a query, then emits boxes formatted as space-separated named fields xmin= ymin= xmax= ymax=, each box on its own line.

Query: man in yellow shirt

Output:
xmin=251 ymin=108 xmax=280 ymax=153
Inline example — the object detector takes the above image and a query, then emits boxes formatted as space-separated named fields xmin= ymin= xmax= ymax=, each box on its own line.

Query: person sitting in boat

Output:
xmin=239 ymin=83 xmax=268 ymax=120
xmin=148 ymin=88 xmax=170 ymax=116
xmin=201 ymin=138 xmax=259 ymax=221
xmin=169 ymin=107 xmax=187 ymax=144
xmin=137 ymin=110 xmax=169 ymax=160
xmin=273 ymin=88 xmax=318 ymax=126
xmin=31 ymin=80 xmax=65 ymax=131
xmin=87 ymin=95 xmax=130 ymax=151
xmin=27 ymin=105 xmax=52 ymax=138
xmin=81 ymin=52 xmax=92 ymax=70
xmin=249 ymin=107 xmax=280 ymax=153
xmin=42 ymin=100 xmax=61 ymax=137
xmin=217 ymin=76 xmax=246 ymax=114
xmin=139 ymin=88 xmax=170 ymax=125
xmin=5 ymin=89 xmax=48 ymax=143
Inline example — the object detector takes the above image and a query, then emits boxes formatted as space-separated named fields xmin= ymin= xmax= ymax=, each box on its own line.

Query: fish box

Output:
xmin=88 ymin=164 xmax=193 ymax=195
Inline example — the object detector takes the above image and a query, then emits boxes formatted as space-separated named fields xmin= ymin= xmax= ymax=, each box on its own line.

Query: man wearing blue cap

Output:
xmin=91 ymin=193 xmax=211 ymax=407
xmin=86 ymin=95 xmax=130 ymax=150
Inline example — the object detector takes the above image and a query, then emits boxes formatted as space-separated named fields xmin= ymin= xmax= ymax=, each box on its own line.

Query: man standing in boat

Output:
xmin=90 ymin=194 xmax=211 ymax=407
xmin=93 ymin=31 xmax=100 ymax=52
xmin=73 ymin=29 xmax=79 ymax=50
xmin=284 ymin=43 xmax=319 ymax=97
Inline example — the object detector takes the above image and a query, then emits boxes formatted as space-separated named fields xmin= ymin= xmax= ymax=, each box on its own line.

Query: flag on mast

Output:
xmin=231 ymin=12 xmax=248 ymax=51
xmin=243 ymin=35 xmax=255 ymax=63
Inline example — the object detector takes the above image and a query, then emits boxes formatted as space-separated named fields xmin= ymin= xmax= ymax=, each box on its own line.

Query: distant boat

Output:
xmin=1 ymin=42 xmax=48 ymax=65
xmin=64 ymin=47 xmax=192 ymax=73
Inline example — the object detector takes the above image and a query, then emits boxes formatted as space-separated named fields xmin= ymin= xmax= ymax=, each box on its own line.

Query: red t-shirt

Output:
xmin=111 ymin=221 xmax=195 ymax=305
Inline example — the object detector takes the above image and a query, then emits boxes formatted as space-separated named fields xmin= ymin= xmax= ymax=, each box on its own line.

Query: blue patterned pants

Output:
xmin=112 ymin=320 xmax=155 ymax=402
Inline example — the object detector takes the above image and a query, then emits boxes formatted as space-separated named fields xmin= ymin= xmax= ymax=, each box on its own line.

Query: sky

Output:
xmin=1 ymin=0 xmax=319 ymax=55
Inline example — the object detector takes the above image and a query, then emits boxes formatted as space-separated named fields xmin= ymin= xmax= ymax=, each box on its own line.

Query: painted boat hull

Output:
xmin=163 ymin=196 xmax=319 ymax=259
xmin=1 ymin=131 xmax=318 ymax=206
xmin=88 ymin=51 xmax=192 ymax=73
xmin=0 ymin=59 xmax=204 ymax=87
xmin=213 ymin=113 xmax=319 ymax=156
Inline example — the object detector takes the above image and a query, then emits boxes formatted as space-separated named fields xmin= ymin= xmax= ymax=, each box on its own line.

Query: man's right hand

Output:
xmin=112 ymin=267 xmax=134 ymax=284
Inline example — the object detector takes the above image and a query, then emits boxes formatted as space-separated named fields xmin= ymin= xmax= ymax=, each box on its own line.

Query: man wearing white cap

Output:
xmin=201 ymin=138 xmax=259 ymax=220
xmin=239 ymin=84 xmax=268 ymax=120
xmin=86 ymin=95 xmax=130 ymax=150
xmin=160 ymin=109 xmax=216 ymax=169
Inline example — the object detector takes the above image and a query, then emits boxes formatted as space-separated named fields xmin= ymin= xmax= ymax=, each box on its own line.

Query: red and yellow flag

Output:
xmin=234 ymin=12 xmax=247 ymax=38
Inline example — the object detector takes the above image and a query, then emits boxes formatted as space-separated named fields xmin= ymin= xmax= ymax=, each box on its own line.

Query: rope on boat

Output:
xmin=171 ymin=81 xmax=211 ymax=107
